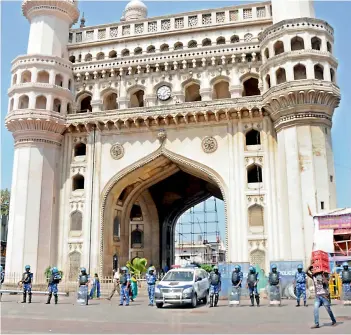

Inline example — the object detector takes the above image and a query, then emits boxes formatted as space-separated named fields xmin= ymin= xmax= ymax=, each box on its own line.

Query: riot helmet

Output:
xmin=249 ymin=266 xmax=256 ymax=273
xmin=121 ymin=266 xmax=128 ymax=273
xmin=297 ymin=264 xmax=303 ymax=272
xmin=271 ymin=264 xmax=277 ymax=272
xmin=148 ymin=267 xmax=154 ymax=274
xmin=25 ymin=265 xmax=30 ymax=271
xmin=234 ymin=265 xmax=240 ymax=272
xmin=51 ymin=267 xmax=58 ymax=274
xmin=213 ymin=265 xmax=219 ymax=273
xmin=80 ymin=267 xmax=87 ymax=274
xmin=342 ymin=262 xmax=349 ymax=270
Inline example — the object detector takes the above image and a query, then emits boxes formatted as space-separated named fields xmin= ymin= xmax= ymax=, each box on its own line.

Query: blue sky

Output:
xmin=1 ymin=1 xmax=350 ymax=240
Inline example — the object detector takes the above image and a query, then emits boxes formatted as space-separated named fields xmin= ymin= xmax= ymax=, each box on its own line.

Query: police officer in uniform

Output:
xmin=46 ymin=267 xmax=62 ymax=305
xmin=78 ymin=267 xmax=89 ymax=305
xmin=20 ymin=265 xmax=33 ymax=304
xmin=294 ymin=264 xmax=307 ymax=307
xmin=246 ymin=266 xmax=259 ymax=307
xmin=231 ymin=265 xmax=243 ymax=304
xmin=209 ymin=265 xmax=221 ymax=307
xmin=341 ymin=262 xmax=351 ymax=303
xmin=268 ymin=264 xmax=281 ymax=304
xmin=119 ymin=266 xmax=130 ymax=306
xmin=146 ymin=267 xmax=157 ymax=306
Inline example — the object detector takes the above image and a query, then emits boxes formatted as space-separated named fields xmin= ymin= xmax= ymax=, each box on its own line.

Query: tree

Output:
xmin=44 ymin=266 xmax=63 ymax=283
xmin=0 ymin=189 xmax=10 ymax=217
xmin=126 ymin=257 xmax=148 ymax=279
xmin=200 ymin=264 xmax=213 ymax=273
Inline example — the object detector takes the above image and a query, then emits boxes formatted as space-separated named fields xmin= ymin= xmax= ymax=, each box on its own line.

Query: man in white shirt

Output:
xmin=107 ymin=269 xmax=120 ymax=300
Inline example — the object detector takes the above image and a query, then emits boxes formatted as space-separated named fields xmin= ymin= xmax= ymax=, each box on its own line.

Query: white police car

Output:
xmin=154 ymin=266 xmax=210 ymax=308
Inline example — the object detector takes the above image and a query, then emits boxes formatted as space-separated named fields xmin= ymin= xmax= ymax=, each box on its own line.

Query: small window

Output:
xmin=330 ymin=175 xmax=333 ymax=182
xmin=85 ymin=53 xmax=92 ymax=62
xmin=274 ymin=41 xmax=284 ymax=55
xmin=122 ymin=49 xmax=130 ymax=57
xmin=188 ymin=40 xmax=197 ymax=48
xmin=69 ymin=55 xmax=76 ymax=63
xmin=264 ymin=48 xmax=269 ymax=60
xmin=131 ymin=229 xmax=143 ymax=248
xmin=134 ymin=47 xmax=142 ymax=55
xmin=243 ymin=78 xmax=260 ymax=97
xmin=311 ymin=37 xmax=321 ymax=51
xmin=294 ymin=64 xmax=307 ymax=80
xmin=202 ymin=38 xmax=211 ymax=47
xmin=174 ymin=42 xmax=183 ymax=50
xmin=246 ymin=129 xmax=261 ymax=146
xmin=320 ymin=201 xmax=324 ymax=210
xmin=291 ymin=36 xmax=305 ymax=51
xmin=330 ymin=68 xmax=335 ymax=83
xmin=216 ymin=37 xmax=225 ymax=45
xmin=265 ymin=74 xmax=271 ymax=89
xmin=72 ymin=174 xmax=84 ymax=191
xmin=147 ymin=45 xmax=155 ymax=53
xmin=160 ymin=44 xmax=169 ymax=52
xmin=74 ymin=143 xmax=86 ymax=156
xmin=113 ymin=215 xmax=120 ymax=237
xmin=314 ymin=64 xmax=324 ymax=80
xmin=247 ymin=164 xmax=262 ymax=183
xmin=324 ymin=127 xmax=328 ymax=134
xmin=109 ymin=50 xmax=117 ymax=58
xmin=96 ymin=52 xmax=105 ymax=60
xmin=130 ymin=204 xmax=142 ymax=220
xmin=327 ymin=41 xmax=332 ymax=53
xmin=230 ymin=35 xmax=240 ymax=43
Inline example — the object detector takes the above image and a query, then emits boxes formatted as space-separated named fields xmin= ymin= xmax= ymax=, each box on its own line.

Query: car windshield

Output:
xmin=163 ymin=271 xmax=194 ymax=282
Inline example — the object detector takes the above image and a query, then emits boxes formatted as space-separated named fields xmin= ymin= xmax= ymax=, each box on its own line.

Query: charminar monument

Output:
xmin=5 ymin=0 xmax=340 ymax=281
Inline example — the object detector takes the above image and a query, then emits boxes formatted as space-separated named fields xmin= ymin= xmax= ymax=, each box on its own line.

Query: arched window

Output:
xmin=188 ymin=40 xmax=197 ymax=48
xmin=18 ymin=95 xmax=29 ymax=109
xmin=131 ymin=228 xmax=143 ymax=248
xmin=80 ymin=95 xmax=92 ymax=113
xmin=276 ymin=68 xmax=287 ymax=84
xmin=122 ymin=49 xmax=130 ymax=57
xmin=243 ymin=78 xmax=260 ymax=96
xmin=53 ymin=98 xmax=61 ymax=113
xmin=147 ymin=45 xmax=155 ymax=53
xmin=246 ymin=129 xmax=261 ymax=146
xmin=314 ymin=64 xmax=324 ymax=80
xmin=85 ymin=53 xmax=92 ymax=61
xmin=12 ymin=74 xmax=17 ymax=85
xmin=37 ymin=70 xmax=50 ymax=83
xmin=274 ymin=40 xmax=284 ymax=55
xmin=55 ymin=74 xmax=63 ymax=87
xmin=96 ymin=52 xmax=105 ymax=60
xmin=174 ymin=42 xmax=183 ymax=50
xmin=9 ymin=98 xmax=14 ymax=112
xmin=264 ymin=48 xmax=269 ymax=60
xmin=327 ymin=41 xmax=332 ymax=53
xmin=265 ymin=74 xmax=271 ymax=89
xmin=103 ymin=92 xmax=118 ymax=110
xmin=248 ymin=205 xmax=264 ymax=232
xmin=70 ymin=211 xmax=82 ymax=231
xmin=244 ymin=33 xmax=253 ymax=42
xmin=130 ymin=90 xmax=144 ymax=108
xmin=293 ymin=64 xmax=307 ymax=80
xmin=72 ymin=174 xmax=85 ymax=191
xmin=330 ymin=68 xmax=335 ymax=83
xmin=134 ymin=47 xmax=142 ymax=55
xmin=21 ymin=70 xmax=32 ymax=83
xmin=311 ymin=37 xmax=321 ymax=50
xmin=113 ymin=215 xmax=120 ymax=237
xmin=216 ymin=37 xmax=225 ymax=45
xmin=35 ymin=95 xmax=47 ymax=109
xmin=68 ymin=252 xmax=81 ymax=281
xmin=247 ymin=164 xmax=262 ymax=183
xmin=202 ymin=38 xmax=211 ymax=47
xmin=185 ymin=83 xmax=201 ymax=102
xmin=291 ymin=36 xmax=305 ymax=51
xmin=67 ymin=103 xmax=72 ymax=114
xmin=230 ymin=35 xmax=240 ymax=43
xmin=74 ymin=143 xmax=86 ymax=156
xmin=160 ymin=44 xmax=169 ymax=52
xmin=68 ymin=79 xmax=72 ymax=91
xmin=130 ymin=204 xmax=143 ymax=220
xmin=212 ymin=81 xmax=230 ymax=99
xmin=109 ymin=50 xmax=117 ymax=58
xmin=69 ymin=55 xmax=76 ymax=63
xmin=78 ymin=54 xmax=82 ymax=62
xmin=112 ymin=254 xmax=119 ymax=271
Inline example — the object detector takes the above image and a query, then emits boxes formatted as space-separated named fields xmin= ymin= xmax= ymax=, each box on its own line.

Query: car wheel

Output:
xmin=156 ymin=302 xmax=163 ymax=308
xmin=191 ymin=293 xmax=197 ymax=308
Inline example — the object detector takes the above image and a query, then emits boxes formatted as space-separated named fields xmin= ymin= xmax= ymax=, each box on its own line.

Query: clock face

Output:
xmin=157 ymin=86 xmax=171 ymax=101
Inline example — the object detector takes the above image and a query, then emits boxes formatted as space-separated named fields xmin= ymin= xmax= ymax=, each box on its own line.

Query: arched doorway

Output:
xmin=100 ymin=149 xmax=226 ymax=275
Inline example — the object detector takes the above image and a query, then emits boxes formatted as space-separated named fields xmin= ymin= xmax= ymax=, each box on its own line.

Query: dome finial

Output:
xmin=80 ymin=12 xmax=86 ymax=28
xmin=122 ymin=0 xmax=148 ymax=21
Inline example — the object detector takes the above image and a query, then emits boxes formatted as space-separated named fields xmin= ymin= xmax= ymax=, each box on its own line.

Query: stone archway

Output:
xmin=99 ymin=148 xmax=227 ymax=275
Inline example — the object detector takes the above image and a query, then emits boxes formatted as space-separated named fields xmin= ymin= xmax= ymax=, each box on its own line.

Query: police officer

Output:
xmin=209 ymin=265 xmax=221 ymax=307
xmin=232 ymin=265 xmax=243 ymax=288
xmin=268 ymin=264 xmax=281 ymax=304
xmin=46 ymin=267 xmax=62 ymax=305
xmin=20 ymin=265 xmax=33 ymax=303
xmin=146 ymin=267 xmax=157 ymax=306
xmin=119 ymin=266 xmax=130 ymax=306
xmin=294 ymin=264 xmax=307 ymax=307
xmin=78 ymin=267 xmax=89 ymax=305
xmin=246 ymin=266 xmax=259 ymax=307
xmin=341 ymin=262 xmax=351 ymax=303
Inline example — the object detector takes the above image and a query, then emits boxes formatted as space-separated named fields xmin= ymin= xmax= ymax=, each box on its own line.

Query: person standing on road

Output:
xmin=46 ymin=267 xmax=61 ymax=305
xmin=78 ymin=268 xmax=90 ymax=305
xmin=119 ymin=267 xmax=130 ymax=306
xmin=209 ymin=265 xmax=221 ymax=307
xmin=107 ymin=269 xmax=120 ymax=300
xmin=19 ymin=265 xmax=33 ymax=304
xmin=246 ymin=266 xmax=260 ymax=307
xmin=146 ymin=267 xmax=157 ymax=306
xmin=231 ymin=265 xmax=243 ymax=288
xmin=341 ymin=262 xmax=351 ymax=303
xmin=294 ymin=264 xmax=307 ymax=307
xmin=89 ymin=273 xmax=101 ymax=300
xmin=306 ymin=265 xmax=336 ymax=329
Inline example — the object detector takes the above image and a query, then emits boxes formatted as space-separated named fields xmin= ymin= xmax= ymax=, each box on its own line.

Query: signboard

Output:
xmin=318 ymin=214 xmax=351 ymax=229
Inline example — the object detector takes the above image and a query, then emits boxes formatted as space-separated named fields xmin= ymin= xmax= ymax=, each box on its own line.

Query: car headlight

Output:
xmin=183 ymin=287 xmax=193 ymax=295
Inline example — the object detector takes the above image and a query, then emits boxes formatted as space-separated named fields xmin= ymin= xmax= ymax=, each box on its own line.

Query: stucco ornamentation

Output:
xmin=110 ymin=142 xmax=125 ymax=160
xmin=202 ymin=136 xmax=218 ymax=153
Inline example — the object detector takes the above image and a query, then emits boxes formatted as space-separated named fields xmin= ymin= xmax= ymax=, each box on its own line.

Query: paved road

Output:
xmin=1 ymin=295 xmax=350 ymax=334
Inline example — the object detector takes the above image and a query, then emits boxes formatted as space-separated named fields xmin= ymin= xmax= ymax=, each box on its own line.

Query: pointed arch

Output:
xmin=210 ymin=75 xmax=231 ymax=100
xmin=182 ymin=79 xmax=201 ymax=102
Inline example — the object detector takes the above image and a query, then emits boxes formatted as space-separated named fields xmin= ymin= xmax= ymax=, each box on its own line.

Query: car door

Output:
xmin=200 ymin=270 xmax=209 ymax=296
xmin=194 ymin=270 xmax=203 ymax=298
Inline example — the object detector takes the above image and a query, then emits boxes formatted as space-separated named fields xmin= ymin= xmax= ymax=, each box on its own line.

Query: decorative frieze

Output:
xmin=68 ymin=242 xmax=83 ymax=252
xmin=245 ymin=156 xmax=263 ymax=167
xmin=247 ymin=195 xmax=265 ymax=207
xmin=71 ymin=166 xmax=86 ymax=175
xmin=69 ymin=200 xmax=85 ymax=211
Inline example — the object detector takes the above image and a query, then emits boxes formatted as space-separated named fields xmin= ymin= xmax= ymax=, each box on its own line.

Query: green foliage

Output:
xmin=0 ymin=189 xmax=10 ymax=216
xmin=44 ymin=266 xmax=63 ymax=282
xmin=126 ymin=257 xmax=148 ymax=278
xmin=200 ymin=264 xmax=213 ymax=273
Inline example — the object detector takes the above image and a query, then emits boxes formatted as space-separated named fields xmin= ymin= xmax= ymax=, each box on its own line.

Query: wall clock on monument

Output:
xmin=157 ymin=85 xmax=171 ymax=101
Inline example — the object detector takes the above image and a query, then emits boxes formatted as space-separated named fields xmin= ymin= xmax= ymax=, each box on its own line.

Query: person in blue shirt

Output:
xmin=89 ymin=273 xmax=101 ymax=300
xmin=145 ymin=267 xmax=157 ymax=306
xmin=246 ymin=266 xmax=259 ymax=307
xmin=46 ymin=267 xmax=62 ymax=305
xmin=232 ymin=265 xmax=243 ymax=288
xmin=20 ymin=265 xmax=33 ymax=303
xmin=78 ymin=267 xmax=90 ymax=305
xmin=294 ymin=264 xmax=307 ymax=307
xmin=209 ymin=266 xmax=221 ymax=307
xmin=119 ymin=267 xmax=130 ymax=306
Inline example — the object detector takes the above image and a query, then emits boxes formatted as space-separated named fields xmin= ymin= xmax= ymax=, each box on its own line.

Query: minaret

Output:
xmin=5 ymin=0 xmax=79 ymax=278
xmin=262 ymin=0 xmax=340 ymax=264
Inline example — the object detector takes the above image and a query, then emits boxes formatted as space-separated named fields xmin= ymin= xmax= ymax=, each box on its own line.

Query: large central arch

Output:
xmin=99 ymin=148 xmax=228 ymax=275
